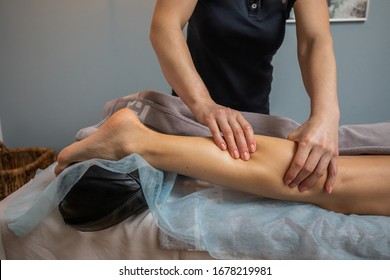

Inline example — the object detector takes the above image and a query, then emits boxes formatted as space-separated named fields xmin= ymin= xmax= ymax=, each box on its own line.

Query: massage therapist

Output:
xmin=149 ymin=0 xmax=339 ymax=193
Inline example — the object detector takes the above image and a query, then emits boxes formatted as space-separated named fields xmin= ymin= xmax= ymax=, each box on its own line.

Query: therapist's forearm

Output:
xmin=298 ymin=38 xmax=340 ymax=119
xmin=150 ymin=21 xmax=212 ymax=111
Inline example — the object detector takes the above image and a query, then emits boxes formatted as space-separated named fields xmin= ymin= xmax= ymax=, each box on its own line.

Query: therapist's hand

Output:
xmin=194 ymin=102 xmax=256 ymax=161
xmin=284 ymin=115 xmax=339 ymax=193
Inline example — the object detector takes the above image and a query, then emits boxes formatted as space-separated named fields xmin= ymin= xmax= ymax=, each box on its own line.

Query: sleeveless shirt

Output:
xmin=186 ymin=0 xmax=296 ymax=114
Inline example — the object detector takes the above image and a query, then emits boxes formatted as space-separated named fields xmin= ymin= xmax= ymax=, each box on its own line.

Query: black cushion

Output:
xmin=59 ymin=165 xmax=148 ymax=232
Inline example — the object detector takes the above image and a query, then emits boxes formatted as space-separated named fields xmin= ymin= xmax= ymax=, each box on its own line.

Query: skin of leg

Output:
xmin=56 ymin=108 xmax=390 ymax=216
xmin=144 ymin=129 xmax=390 ymax=216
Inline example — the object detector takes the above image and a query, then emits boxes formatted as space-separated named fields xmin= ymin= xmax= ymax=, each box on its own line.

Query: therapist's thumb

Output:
xmin=287 ymin=127 xmax=302 ymax=142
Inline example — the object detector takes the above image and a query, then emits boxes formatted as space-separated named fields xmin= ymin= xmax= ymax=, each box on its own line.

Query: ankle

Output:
xmin=102 ymin=108 xmax=148 ymax=158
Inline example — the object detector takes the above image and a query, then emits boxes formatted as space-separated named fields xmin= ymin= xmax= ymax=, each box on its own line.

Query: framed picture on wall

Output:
xmin=288 ymin=0 xmax=370 ymax=23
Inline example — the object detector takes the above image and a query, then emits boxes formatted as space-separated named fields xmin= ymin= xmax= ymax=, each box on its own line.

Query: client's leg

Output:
xmin=56 ymin=108 xmax=390 ymax=216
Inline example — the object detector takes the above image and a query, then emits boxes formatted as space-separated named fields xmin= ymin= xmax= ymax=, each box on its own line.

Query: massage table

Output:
xmin=1 ymin=90 xmax=390 ymax=259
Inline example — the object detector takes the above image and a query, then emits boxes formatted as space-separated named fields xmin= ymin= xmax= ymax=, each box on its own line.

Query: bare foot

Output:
xmin=55 ymin=108 xmax=149 ymax=175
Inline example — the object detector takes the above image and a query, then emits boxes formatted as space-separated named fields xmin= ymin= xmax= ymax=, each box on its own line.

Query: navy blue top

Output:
xmin=185 ymin=0 xmax=296 ymax=114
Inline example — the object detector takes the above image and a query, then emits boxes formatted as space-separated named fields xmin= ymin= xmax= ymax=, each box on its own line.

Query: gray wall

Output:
xmin=1 ymin=0 xmax=389 ymax=152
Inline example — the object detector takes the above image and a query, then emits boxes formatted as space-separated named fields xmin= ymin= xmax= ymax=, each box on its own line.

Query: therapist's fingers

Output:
xmin=323 ymin=157 xmax=338 ymax=194
xmin=227 ymin=119 xmax=251 ymax=161
xmin=236 ymin=113 xmax=256 ymax=154
xmin=224 ymin=109 xmax=255 ymax=160
xmin=206 ymin=110 xmax=240 ymax=159
xmin=297 ymin=152 xmax=331 ymax=192
xmin=203 ymin=105 xmax=254 ymax=160
xmin=285 ymin=115 xmax=339 ymax=192
xmin=283 ymin=142 xmax=311 ymax=187
xmin=208 ymin=117 xmax=228 ymax=152
xmin=218 ymin=117 xmax=241 ymax=159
